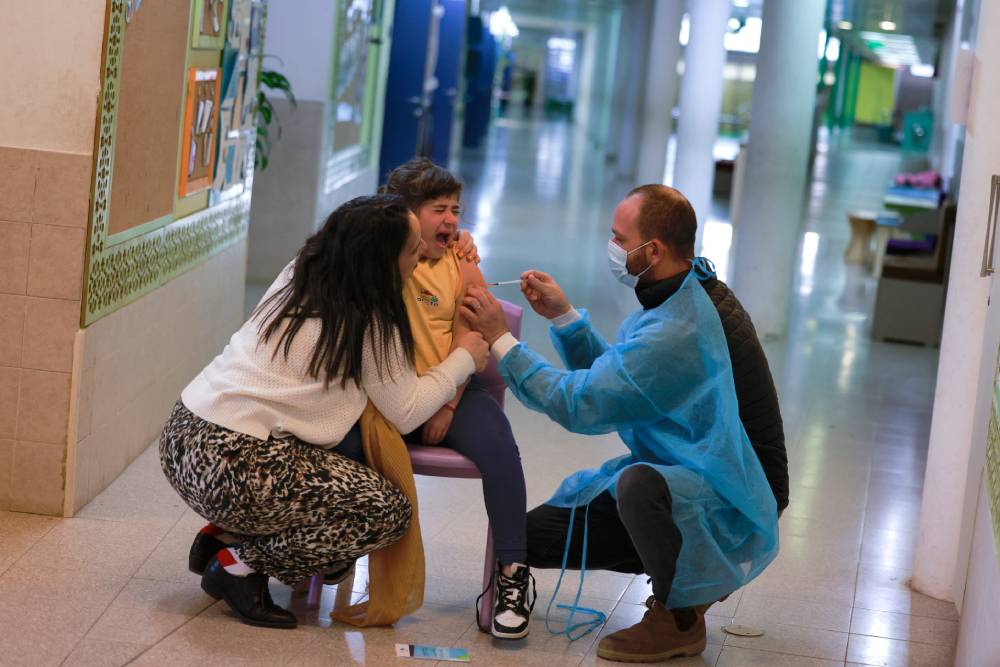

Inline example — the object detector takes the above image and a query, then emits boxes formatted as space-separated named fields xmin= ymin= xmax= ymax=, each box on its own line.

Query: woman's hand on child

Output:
xmin=460 ymin=287 xmax=509 ymax=345
xmin=456 ymin=331 xmax=490 ymax=372
xmin=423 ymin=407 xmax=454 ymax=445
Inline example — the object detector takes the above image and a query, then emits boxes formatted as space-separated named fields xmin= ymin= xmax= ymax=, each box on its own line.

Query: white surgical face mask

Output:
xmin=607 ymin=239 xmax=653 ymax=288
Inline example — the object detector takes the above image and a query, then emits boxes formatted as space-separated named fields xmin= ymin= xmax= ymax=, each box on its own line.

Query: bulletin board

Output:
xmin=82 ymin=0 xmax=264 ymax=326
xmin=107 ymin=0 xmax=191 ymax=237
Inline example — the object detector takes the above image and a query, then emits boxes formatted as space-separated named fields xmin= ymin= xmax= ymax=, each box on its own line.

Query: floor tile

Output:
xmin=287 ymin=630 xmax=426 ymax=666
xmin=735 ymin=594 xmax=853 ymax=633
xmin=723 ymin=620 xmax=849 ymax=661
xmin=859 ymin=528 xmax=918 ymax=570
xmin=717 ymin=646 xmax=846 ymax=667
xmin=133 ymin=509 xmax=211 ymax=584
xmin=0 ymin=575 xmax=123 ymax=665
xmin=130 ymin=603 xmax=323 ymax=666
xmin=848 ymin=608 xmax=959 ymax=647
xmin=9 ymin=516 xmax=169 ymax=581
xmin=846 ymin=633 xmax=955 ymax=667
xmin=853 ymin=564 xmax=959 ymax=621
xmin=0 ymin=510 xmax=59 ymax=576
xmin=458 ymin=616 xmax=598 ymax=659
xmin=531 ymin=567 xmax=634 ymax=603
xmin=85 ymin=577 xmax=216 ymax=648
xmin=744 ymin=569 xmax=857 ymax=608
xmin=74 ymin=444 xmax=187 ymax=526
xmin=579 ymin=643 xmax=722 ymax=667
xmin=62 ymin=638 xmax=147 ymax=667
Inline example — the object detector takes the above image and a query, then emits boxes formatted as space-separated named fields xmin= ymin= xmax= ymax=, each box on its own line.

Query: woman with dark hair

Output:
xmin=159 ymin=194 xmax=489 ymax=629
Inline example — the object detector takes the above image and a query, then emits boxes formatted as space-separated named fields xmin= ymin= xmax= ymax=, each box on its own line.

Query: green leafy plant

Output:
xmin=255 ymin=65 xmax=297 ymax=170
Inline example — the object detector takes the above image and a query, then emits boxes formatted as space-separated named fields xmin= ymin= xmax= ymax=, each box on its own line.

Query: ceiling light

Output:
xmin=488 ymin=6 xmax=518 ymax=39
xmin=732 ymin=0 xmax=750 ymax=7
xmin=547 ymin=37 xmax=576 ymax=51
xmin=837 ymin=20 xmax=853 ymax=30
xmin=879 ymin=20 xmax=897 ymax=31
xmin=910 ymin=63 xmax=935 ymax=78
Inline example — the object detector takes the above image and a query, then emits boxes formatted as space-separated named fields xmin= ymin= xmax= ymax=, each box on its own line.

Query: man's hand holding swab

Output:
xmin=520 ymin=270 xmax=571 ymax=319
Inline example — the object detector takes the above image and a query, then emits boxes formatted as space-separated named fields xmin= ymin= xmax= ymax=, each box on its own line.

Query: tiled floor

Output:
xmin=0 ymin=120 xmax=956 ymax=666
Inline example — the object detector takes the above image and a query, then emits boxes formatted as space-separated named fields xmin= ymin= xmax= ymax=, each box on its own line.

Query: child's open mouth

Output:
xmin=435 ymin=232 xmax=451 ymax=248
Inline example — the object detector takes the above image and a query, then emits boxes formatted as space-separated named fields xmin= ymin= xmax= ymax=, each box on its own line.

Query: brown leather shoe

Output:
xmin=597 ymin=598 xmax=707 ymax=663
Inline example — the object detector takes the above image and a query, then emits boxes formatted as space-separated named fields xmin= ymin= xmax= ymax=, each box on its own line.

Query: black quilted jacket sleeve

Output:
xmin=702 ymin=278 xmax=789 ymax=512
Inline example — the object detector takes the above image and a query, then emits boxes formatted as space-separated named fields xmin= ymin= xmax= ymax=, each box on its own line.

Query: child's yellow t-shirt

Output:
xmin=404 ymin=247 xmax=463 ymax=375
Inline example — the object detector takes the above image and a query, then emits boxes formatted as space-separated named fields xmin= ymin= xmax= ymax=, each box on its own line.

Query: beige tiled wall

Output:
xmin=67 ymin=240 xmax=248 ymax=514
xmin=0 ymin=146 xmax=90 ymax=515
xmin=0 ymin=146 xmax=247 ymax=516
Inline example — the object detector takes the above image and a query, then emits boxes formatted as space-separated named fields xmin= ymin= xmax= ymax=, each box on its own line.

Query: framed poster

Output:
xmin=325 ymin=0 xmax=385 ymax=193
xmin=179 ymin=67 xmax=222 ymax=197
xmin=329 ymin=0 xmax=379 ymax=156
xmin=242 ymin=3 xmax=263 ymax=129
xmin=192 ymin=0 xmax=230 ymax=49
xmin=212 ymin=0 xmax=257 ymax=201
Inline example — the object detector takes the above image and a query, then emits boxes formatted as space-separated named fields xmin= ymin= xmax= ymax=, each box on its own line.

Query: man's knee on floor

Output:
xmin=616 ymin=464 xmax=669 ymax=511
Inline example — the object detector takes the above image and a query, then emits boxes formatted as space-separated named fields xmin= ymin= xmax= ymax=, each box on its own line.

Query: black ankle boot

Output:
xmin=189 ymin=532 xmax=227 ymax=575
xmin=201 ymin=556 xmax=298 ymax=629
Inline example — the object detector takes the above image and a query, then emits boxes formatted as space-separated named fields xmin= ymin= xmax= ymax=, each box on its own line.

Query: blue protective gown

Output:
xmin=499 ymin=261 xmax=779 ymax=609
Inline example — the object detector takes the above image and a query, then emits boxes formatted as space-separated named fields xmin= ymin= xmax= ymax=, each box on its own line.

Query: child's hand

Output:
xmin=423 ymin=406 xmax=455 ymax=445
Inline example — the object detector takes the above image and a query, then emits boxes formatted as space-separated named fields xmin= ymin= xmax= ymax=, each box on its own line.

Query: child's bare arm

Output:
xmin=448 ymin=259 xmax=488 ymax=405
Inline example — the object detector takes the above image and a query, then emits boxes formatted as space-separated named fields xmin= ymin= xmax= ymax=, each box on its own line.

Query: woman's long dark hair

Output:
xmin=254 ymin=194 xmax=416 ymax=388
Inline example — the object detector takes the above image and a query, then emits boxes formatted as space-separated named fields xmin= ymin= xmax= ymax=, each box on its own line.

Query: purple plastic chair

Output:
xmin=307 ymin=299 xmax=524 ymax=633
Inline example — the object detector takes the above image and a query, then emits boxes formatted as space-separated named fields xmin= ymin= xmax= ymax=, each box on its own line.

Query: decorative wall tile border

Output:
xmin=85 ymin=195 xmax=249 ymax=322
xmin=82 ymin=0 xmax=250 ymax=326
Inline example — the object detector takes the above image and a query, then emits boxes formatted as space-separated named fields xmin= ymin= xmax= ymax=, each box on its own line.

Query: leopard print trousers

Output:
xmin=159 ymin=401 xmax=412 ymax=584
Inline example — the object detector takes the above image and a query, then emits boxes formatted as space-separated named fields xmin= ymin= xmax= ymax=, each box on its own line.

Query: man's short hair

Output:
xmin=381 ymin=157 xmax=463 ymax=211
xmin=627 ymin=184 xmax=697 ymax=260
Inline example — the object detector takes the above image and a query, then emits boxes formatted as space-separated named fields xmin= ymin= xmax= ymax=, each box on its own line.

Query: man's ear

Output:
xmin=650 ymin=239 xmax=667 ymax=262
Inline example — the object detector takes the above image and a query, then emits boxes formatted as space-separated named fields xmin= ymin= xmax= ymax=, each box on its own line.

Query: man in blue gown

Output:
xmin=461 ymin=185 xmax=783 ymax=663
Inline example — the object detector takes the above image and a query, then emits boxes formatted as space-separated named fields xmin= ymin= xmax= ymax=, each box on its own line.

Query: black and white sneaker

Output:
xmin=491 ymin=564 xmax=536 ymax=639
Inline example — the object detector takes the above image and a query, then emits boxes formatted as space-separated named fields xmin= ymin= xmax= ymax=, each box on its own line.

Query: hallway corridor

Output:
xmin=0 ymin=119 xmax=955 ymax=666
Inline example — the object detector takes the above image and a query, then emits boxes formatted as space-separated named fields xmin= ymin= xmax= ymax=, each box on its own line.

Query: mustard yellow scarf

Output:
xmin=331 ymin=402 xmax=424 ymax=626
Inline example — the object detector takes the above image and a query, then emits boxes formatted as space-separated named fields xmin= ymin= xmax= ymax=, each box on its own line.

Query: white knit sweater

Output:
xmin=181 ymin=264 xmax=474 ymax=447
